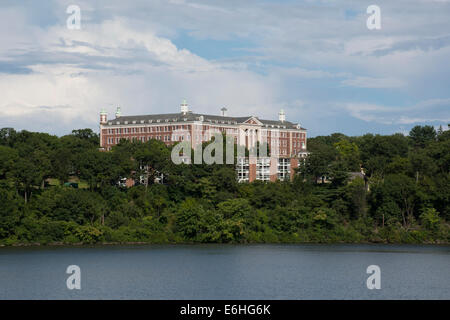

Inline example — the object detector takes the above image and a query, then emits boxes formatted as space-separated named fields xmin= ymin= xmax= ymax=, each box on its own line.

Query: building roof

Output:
xmin=107 ymin=111 xmax=306 ymax=130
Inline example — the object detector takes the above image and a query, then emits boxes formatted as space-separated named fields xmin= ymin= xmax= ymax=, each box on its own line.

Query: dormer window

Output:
xmin=149 ymin=120 xmax=153 ymax=123
xmin=157 ymin=119 xmax=160 ymax=123
xmin=132 ymin=120 xmax=136 ymax=124
xmin=124 ymin=121 xmax=128 ymax=124
xmin=116 ymin=121 xmax=120 ymax=125
xmin=108 ymin=122 xmax=112 ymax=125
xmin=165 ymin=119 xmax=168 ymax=122
xmin=140 ymin=120 xmax=144 ymax=124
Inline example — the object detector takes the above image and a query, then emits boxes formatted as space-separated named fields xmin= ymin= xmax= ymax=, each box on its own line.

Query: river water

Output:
xmin=0 ymin=244 xmax=448 ymax=299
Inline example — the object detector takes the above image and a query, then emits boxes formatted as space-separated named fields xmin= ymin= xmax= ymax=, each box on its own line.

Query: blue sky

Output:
xmin=0 ymin=0 xmax=449 ymax=137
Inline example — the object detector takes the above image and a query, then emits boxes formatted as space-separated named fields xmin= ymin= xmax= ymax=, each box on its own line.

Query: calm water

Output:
xmin=0 ymin=244 xmax=449 ymax=299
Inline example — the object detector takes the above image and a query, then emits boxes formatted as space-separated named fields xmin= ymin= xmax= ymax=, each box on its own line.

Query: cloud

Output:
xmin=341 ymin=76 xmax=406 ymax=88
xmin=0 ymin=0 xmax=449 ymax=137
xmin=0 ymin=14 xmax=283 ymax=135
xmin=343 ymin=99 xmax=450 ymax=125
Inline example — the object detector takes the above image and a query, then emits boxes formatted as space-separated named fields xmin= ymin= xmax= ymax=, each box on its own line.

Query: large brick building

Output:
xmin=99 ymin=100 xmax=308 ymax=182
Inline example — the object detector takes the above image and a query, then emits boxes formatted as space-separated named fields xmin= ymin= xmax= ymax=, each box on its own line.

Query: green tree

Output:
xmin=409 ymin=125 xmax=436 ymax=148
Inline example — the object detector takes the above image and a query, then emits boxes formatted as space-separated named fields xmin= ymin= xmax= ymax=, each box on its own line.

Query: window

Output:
xmin=236 ymin=158 xmax=249 ymax=182
xmin=256 ymin=157 xmax=270 ymax=181
xmin=277 ymin=158 xmax=290 ymax=180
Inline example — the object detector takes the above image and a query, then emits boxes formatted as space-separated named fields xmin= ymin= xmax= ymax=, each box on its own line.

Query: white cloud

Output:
xmin=341 ymin=76 xmax=406 ymax=88
xmin=0 ymin=15 xmax=283 ymax=134
xmin=343 ymin=99 xmax=450 ymax=125
xmin=0 ymin=0 xmax=450 ymax=136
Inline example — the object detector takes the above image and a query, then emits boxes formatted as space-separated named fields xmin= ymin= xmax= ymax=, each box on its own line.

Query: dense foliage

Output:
xmin=0 ymin=125 xmax=448 ymax=246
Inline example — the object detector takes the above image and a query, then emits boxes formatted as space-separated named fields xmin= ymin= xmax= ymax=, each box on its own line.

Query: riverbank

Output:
xmin=2 ymin=237 xmax=449 ymax=248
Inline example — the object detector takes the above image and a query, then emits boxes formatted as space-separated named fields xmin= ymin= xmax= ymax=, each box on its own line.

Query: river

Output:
xmin=0 ymin=244 xmax=448 ymax=299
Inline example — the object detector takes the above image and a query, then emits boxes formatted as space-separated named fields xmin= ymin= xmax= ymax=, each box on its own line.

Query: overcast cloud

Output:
xmin=0 ymin=0 xmax=449 ymax=136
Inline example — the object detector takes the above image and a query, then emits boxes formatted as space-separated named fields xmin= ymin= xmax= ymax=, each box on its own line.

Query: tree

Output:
xmin=334 ymin=139 xmax=360 ymax=171
xmin=420 ymin=208 xmax=440 ymax=232
xmin=298 ymin=142 xmax=336 ymax=183
xmin=71 ymin=129 xmax=99 ymax=147
xmin=175 ymin=198 xmax=218 ymax=241
xmin=0 ymin=146 xmax=18 ymax=179
xmin=0 ymin=185 xmax=24 ymax=239
xmin=382 ymin=174 xmax=418 ymax=228
xmin=0 ymin=128 xmax=17 ymax=147
xmin=409 ymin=125 xmax=436 ymax=148
xmin=10 ymin=150 xmax=51 ymax=202
xmin=344 ymin=177 xmax=367 ymax=219
xmin=134 ymin=139 xmax=171 ymax=190
xmin=50 ymin=147 xmax=73 ymax=184
xmin=356 ymin=133 xmax=409 ymax=176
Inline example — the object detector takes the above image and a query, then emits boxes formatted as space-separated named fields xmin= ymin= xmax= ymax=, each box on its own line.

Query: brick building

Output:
xmin=99 ymin=100 xmax=308 ymax=182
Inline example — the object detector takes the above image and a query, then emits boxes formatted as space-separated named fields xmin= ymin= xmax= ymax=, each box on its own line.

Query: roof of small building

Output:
xmin=349 ymin=171 xmax=366 ymax=180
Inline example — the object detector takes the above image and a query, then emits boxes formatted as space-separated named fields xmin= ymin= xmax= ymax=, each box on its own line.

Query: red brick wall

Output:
xmin=249 ymin=163 xmax=256 ymax=182
xmin=290 ymin=158 xmax=299 ymax=181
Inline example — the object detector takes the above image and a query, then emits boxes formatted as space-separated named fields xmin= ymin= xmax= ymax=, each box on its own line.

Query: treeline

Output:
xmin=0 ymin=125 xmax=449 ymax=245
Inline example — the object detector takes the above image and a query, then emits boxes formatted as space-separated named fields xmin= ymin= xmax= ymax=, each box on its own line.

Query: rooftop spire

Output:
xmin=221 ymin=107 xmax=227 ymax=117
xmin=181 ymin=99 xmax=189 ymax=114
xmin=279 ymin=109 xmax=285 ymax=123
xmin=100 ymin=108 xmax=107 ymax=124
xmin=115 ymin=106 xmax=121 ymax=118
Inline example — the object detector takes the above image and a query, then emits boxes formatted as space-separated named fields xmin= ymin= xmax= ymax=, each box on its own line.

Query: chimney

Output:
xmin=100 ymin=108 xmax=107 ymax=124
xmin=180 ymin=99 xmax=189 ymax=114
xmin=221 ymin=107 xmax=227 ymax=117
xmin=115 ymin=106 xmax=121 ymax=118
xmin=279 ymin=109 xmax=285 ymax=123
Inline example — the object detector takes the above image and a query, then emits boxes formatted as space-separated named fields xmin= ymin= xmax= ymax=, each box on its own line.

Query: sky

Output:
xmin=0 ymin=0 xmax=449 ymax=137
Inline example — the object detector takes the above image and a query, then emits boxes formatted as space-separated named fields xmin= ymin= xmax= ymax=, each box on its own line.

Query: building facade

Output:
xmin=99 ymin=100 xmax=308 ymax=182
